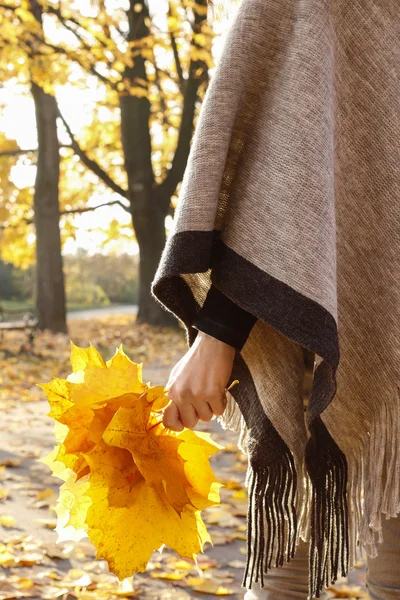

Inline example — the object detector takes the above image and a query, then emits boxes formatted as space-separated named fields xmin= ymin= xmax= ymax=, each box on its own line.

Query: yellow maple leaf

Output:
xmin=39 ymin=342 xmax=224 ymax=580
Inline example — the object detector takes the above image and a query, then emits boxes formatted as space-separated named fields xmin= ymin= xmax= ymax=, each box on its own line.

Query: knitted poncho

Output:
xmin=151 ymin=1 xmax=400 ymax=597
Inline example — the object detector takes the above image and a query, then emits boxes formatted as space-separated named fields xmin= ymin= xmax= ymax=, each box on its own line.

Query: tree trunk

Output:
xmin=31 ymin=82 xmax=67 ymax=333
xmin=119 ymin=0 xmax=208 ymax=327
xmin=120 ymin=0 xmax=177 ymax=328
xmin=120 ymin=92 xmax=176 ymax=327
xmin=131 ymin=191 xmax=176 ymax=326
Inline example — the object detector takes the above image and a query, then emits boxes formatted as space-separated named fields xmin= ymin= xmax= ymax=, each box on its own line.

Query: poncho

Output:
xmin=151 ymin=1 xmax=400 ymax=597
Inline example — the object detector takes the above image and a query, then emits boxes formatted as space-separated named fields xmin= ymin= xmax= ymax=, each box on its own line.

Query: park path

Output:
xmin=67 ymin=305 xmax=138 ymax=321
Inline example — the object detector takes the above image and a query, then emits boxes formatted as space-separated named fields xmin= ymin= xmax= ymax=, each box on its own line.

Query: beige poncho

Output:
xmin=151 ymin=1 xmax=400 ymax=597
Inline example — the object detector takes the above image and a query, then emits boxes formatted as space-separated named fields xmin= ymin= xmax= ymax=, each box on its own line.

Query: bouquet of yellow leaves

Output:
xmin=39 ymin=342 xmax=224 ymax=579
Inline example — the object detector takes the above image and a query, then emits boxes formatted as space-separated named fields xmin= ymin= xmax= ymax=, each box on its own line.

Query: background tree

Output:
xmin=0 ymin=0 xmax=68 ymax=331
xmin=35 ymin=0 xmax=213 ymax=325
xmin=0 ymin=0 xmax=128 ymax=329
xmin=0 ymin=0 xmax=213 ymax=326
xmin=29 ymin=0 xmax=67 ymax=332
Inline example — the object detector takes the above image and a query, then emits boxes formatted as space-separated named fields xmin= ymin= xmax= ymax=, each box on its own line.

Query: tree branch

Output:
xmin=47 ymin=5 xmax=109 ymax=49
xmin=57 ymin=109 xmax=128 ymax=199
xmin=46 ymin=5 xmax=117 ymax=79
xmin=0 ymin=148 xmax=36 ymax=157
xmin=168 ymin=3 xmax=184 ymax=92
xmin=170 ymin=33 xmax=184 ymax=91
xmin=0 ymin=217 xmax=33 ymax=229
xmin=0 ymin=144 xmax=72 ymax=157
xmin=0 ymin=199 xmax=130 ymax=231
xmin=61 ymin=199 xmax=130 ymax=215
xmin=29 ymin=33 xmax=117 ymax=90
xmin=2 ymin=3 xmax=116 ymax=91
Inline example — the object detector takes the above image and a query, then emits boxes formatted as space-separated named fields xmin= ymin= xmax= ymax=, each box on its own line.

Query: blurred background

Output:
xmin=0 ymin=2 xmax=367 ymax=599
xmin=0 ymin=0 xmax=235 ymax=331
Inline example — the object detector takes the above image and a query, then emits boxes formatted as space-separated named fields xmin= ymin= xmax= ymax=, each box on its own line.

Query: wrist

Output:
xmin=196 ymin=329 xmax=236 ymax=355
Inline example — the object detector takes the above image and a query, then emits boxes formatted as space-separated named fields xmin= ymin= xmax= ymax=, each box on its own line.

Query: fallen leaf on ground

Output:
xmin=327 ymin=586 xmax=369 ymax=599
xmin=0 ymin=489 xmax=9 ymax=501
xmin=186 ymin=576 xmax=234 ymax=595
xmin=227 ymin=560 xmax=246 ymax=569
xmin=0 ymin=459 xmax=21 ymax=468
xmin=36 ymin=489 xmax=57 ymax=501
xmin=36 ymin=518 xmax=57 ymax=529
xmin=0 ymin=515 xmax=16 ymax=528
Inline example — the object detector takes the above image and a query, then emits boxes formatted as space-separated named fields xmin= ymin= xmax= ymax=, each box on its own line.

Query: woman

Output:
xmin=151 ymin=0 xmax=400 ymax=598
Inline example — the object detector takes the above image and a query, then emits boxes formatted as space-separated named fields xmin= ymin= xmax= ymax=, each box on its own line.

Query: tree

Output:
xmin=30 ymin=0 xmax=67 ymax=331
xmin=0 ymin=0 xmax=214 ymax=326
xmin=0 ymin=1 xmax=128 ymax=329
xmin=38 ymin=0 xmax=213 ymax=325
xmin=0 ymin=0 xmax=67 ymax=332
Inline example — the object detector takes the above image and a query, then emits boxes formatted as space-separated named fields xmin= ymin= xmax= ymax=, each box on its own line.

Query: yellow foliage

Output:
xmin=39 ymin=342 xmax=224 ymax=580
xmin=191 ymin=46 xmax=214 ymax=68
xmin=0 ymin=137 xmax=19 ymax=153
xmin=186 ymin=0 xmax=209 ymax=17
xmin=0 ymin=223 xmax=35 ymax=269
xmin=167 ymin=16 xmax=180 ymax=32
xmin=0 ymin=0 xmax=215 ymax=263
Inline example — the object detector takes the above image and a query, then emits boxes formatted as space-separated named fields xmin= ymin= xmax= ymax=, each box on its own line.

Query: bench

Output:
xmin=0 ymin=305 xmax=39 ymax=351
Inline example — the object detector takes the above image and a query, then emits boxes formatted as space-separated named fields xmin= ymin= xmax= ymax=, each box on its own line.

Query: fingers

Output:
xmin=162 ymin=395 xmax=199 ymax=431
xmin=178 ymin=402 xmax=199 ymax=429
xmin=193 ymin=401 xmax=214 ymax=422
xmin=163 ymin=364 xmax=229 ymax=430
xmin=162 ymin=400 xmax=184 ymax=432
xmin=207 ymin=391 xmax=228 ymax=417
xmin=162 ymin=391 xmax=227 ymax=432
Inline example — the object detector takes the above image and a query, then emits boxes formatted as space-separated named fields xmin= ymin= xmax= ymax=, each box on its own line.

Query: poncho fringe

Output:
xmin=151 ymin=1 xmax=400 ymax=598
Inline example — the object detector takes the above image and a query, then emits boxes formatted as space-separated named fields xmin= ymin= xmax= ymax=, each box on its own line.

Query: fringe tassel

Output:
xmin=306 ymin=417 xmax=349 ymax=599
xmin=346 ymin=447 xmax=363 ymax=571
xmin=295 ymin=455 xmax=312 ymax=546
xmin=220 ymin=370 xmax=399 ymax=599
xmin=347 ymin=386 xmax=400 ymax=567
xmin=217 ymin=390 xmax=249 ymax=455
xmin=242 ymin=451 xmax=298 ymax=591
xmin=219 ymin=390 xmax=313 ymax=589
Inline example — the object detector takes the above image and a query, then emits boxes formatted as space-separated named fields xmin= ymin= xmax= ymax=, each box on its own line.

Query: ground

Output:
xmin=0 ymin=312 xmax=368 ymax=599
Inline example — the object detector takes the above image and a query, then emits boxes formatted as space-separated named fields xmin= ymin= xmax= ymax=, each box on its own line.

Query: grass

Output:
xmin=0 ymin=299 xmax=34 ymax=311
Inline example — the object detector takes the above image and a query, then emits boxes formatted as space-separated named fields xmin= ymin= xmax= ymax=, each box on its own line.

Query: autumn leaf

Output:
xmin=39 ymin=342 xmax=224 ymax=580
xmin=0 ymin=515 xmax=16 ymax=528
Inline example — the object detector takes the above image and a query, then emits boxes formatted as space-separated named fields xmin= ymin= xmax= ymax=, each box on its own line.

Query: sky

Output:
xmin=0 ymin=0 xmax=237 ymax=256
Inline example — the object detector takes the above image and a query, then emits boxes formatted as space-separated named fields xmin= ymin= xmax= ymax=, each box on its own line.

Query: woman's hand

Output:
xmin=162 ymin=330 xmax=236 ymax=431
